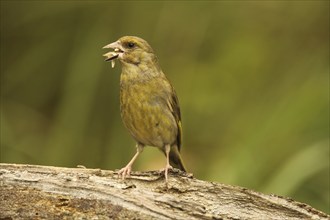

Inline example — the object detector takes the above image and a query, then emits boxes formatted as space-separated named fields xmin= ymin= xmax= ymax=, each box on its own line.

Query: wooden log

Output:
xmin=0 ymin=163 xmax=328 ymax=220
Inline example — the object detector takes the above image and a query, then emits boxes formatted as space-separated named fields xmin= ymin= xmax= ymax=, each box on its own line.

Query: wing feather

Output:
xmin=167 ymin=87 xmax=182 ymax=151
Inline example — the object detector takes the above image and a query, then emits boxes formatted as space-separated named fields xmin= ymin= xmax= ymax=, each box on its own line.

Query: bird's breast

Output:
xmin=119 ymin=76 xmax=177 ymax=148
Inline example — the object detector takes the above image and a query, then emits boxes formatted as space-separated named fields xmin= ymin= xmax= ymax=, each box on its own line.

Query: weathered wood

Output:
xmin=0 ymin=163 xmax=328 ymax=220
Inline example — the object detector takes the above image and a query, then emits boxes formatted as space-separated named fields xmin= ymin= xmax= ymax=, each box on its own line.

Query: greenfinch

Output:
xmin=103 ymin=36 xmax=186 ymax=181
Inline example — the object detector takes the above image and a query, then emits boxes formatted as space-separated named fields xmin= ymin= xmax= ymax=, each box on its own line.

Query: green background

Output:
xmin=1 ymin=0 xmax=329 ymax=213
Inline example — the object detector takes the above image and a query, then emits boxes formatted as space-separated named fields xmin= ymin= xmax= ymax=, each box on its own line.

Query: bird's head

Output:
xmin=103 ymin=36 xmax=157 ymax=68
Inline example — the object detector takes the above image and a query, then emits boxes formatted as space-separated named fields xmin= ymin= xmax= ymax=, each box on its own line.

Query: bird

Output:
xmin=103 ymin=36 xmax=186 ymax=182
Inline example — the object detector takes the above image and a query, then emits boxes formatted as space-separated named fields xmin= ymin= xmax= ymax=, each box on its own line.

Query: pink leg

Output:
xmin=164 ymin=144 xmax=173 ymax=182
xmin=118 ymin=143 xmax=143 ymax=180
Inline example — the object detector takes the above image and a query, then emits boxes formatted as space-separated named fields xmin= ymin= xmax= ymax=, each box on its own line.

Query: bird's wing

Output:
xmin=167 ymin=87 xmax=182 ymax=151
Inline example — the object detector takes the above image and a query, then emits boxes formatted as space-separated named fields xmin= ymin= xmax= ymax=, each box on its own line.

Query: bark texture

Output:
xmin=0 ymin=163 xmax=328 ymax=220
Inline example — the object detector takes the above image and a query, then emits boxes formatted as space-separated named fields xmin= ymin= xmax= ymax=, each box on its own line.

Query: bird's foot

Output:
xmin=160 ymin=164 xmax=173 ymax=182
xmin=118 ymin=166 xmax=132 ymax=180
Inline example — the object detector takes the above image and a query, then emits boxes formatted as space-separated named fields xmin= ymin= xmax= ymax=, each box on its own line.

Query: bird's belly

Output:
xmin=120 ymin=89 xmax=177 ymax=147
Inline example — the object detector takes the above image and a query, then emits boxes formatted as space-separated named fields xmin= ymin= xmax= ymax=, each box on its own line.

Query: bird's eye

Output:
xmin=127 ymin=42 xmax=135 ymax=48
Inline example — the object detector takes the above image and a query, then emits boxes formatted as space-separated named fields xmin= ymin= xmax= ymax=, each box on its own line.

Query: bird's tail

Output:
xmin=169 ymin=145 xmax=186 ymax=172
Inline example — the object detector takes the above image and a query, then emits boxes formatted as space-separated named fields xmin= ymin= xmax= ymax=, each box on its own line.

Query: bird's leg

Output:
xmin=164 ymin=144 xmax=173 ymax=182
xmin=118 ymin=143 xmax=143 ymax=180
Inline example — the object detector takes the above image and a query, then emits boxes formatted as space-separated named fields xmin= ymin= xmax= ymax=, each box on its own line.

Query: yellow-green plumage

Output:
xmin=103 ymin=36 xmax=186 ymax=179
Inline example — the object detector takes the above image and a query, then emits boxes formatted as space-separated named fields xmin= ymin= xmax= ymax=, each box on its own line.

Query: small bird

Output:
xmin=103 ymin=36 xmax=186 ymax=181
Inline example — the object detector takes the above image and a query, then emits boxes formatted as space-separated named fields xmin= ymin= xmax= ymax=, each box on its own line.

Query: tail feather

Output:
xmin=169 ymin=145 xmax=186 ymax=172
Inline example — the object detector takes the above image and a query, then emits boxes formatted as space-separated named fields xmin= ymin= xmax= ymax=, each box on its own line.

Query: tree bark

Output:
xmin=0 ymin=163 xmax=328 ymax=220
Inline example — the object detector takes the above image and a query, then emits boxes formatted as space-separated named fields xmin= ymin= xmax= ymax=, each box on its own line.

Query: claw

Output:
xmin=118 ymin=166 xmax=132 ymax=180
xmin=162 ymin=164 xmax=173 ymax=182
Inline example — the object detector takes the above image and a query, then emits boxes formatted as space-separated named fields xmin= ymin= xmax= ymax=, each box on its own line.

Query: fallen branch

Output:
xmin=0 ymin=163 xmax=328 ymax=219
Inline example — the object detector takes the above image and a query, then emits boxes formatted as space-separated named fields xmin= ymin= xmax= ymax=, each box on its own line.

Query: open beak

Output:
xmin=103 ymin=41 xmax=122 ymax=61
xmin=103 ymin=41 xmax=123 ymax=68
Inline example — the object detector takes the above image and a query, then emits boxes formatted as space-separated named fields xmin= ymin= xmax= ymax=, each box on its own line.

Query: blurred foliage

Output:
xmin=0 ymin=0 xmax=329 ymax=213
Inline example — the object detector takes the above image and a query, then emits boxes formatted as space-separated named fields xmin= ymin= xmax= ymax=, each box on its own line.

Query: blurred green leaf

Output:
xmin=262 ymin=141 xmax=329 ymax=195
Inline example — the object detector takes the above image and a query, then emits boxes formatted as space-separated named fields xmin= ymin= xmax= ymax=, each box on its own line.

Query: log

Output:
xmin=0 ymin=163 xmax=328 ymax=220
